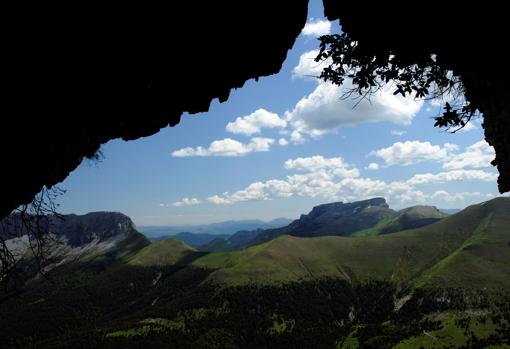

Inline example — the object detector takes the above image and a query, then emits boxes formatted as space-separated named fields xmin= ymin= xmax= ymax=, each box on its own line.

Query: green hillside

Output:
xmin=117 ymin=198 xmax=510 ymax=288
xmin=353 ymin=205 xmax=447 ymax=236
xmin=129 ymin=238 xmax=196 ymax=266
xmin=193 ymin=198 xmax=510 ymax=287
xmin=1 ymin=198 xmax=509 ymax=348
xmin=416 ymin=198 xmax=510 ymax=289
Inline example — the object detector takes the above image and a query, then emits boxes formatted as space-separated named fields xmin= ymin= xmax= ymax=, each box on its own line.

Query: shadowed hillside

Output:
xmin=1 ymin=198 xmax=509 ymax=348
xmin=192 ymin=198 xmax=510 ymax=286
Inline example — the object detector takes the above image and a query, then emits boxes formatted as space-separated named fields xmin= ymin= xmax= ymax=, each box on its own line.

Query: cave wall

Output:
xmin=2 ymin=1 xmax=309 ymax=218
xmin=321 ymin=1 xmax=510 ymax=193
xmin=3 ymin=1 xmax=509 ymax=220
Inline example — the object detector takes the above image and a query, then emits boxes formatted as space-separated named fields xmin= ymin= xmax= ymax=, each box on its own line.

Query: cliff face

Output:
xmin=1 ymin=212 xmax=138 ymax=247
xmin=1 ymin=1 xmax=309 ymax=218
xmin=0 ymin=212 xmax=149 ymax=288
xmin=47 ymin=212 xmax=137 ymax=247
xmin=252 ymin=198 xmax=396 ymax=244
xmin=285 ymin=198 xmax=395 ymax=237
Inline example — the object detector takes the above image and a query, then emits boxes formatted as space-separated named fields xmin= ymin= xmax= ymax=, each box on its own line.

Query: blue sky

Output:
xmin=57 ymin=0 xmax=503 ymax=225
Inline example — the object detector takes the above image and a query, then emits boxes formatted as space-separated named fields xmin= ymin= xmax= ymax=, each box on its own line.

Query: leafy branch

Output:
xmin=315 ymin=33 xmax=478 ymax=131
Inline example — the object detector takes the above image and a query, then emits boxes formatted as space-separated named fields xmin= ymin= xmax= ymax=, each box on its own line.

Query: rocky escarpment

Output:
xmin=285 ymin=197 xmax=395 ymax=236
xmin=1 ymin=212 xmax=149 ymax=290
xmin=252 ymin=198 xmax=396 ymax=244
xmin=1 ymin=212 xmax=141 ymax=248
xmin=47 ymin=212 xmax=138 ymax=247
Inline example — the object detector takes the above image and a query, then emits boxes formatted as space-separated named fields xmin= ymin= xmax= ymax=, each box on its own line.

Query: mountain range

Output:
xmin=137 ymin=218 xmax=293 ymax=240
xmin=198 ymin=228 xmax=264 ymax=252
xmin=1 ymin=197 xmax=509 ymax=348
xmin=198 ymin=198 xmax=448 ymax=251
xmin=193 ymin=198 xmax=510 ymax=287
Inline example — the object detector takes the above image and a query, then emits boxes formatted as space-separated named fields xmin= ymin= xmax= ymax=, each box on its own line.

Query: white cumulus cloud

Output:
xmin=285 ymin=51 xmax=424 ymax=142
xmin=391 ymin=130 xmax=406 ymax=136
xmin=247 ymin=137 xmax=275 ymax=152
xmin=442 ymin=140 xmax=495 ymax=170
xmin=172 ymin=198 xmax=201 ymax=207
xmin=407 ymin=169 xmax=497 ymax=185
xmin=285 ymin=81 xmax=422 ymax=141
xmin=172 ymin=137 xmax=274 ymax=157
xmin=290 ymin=130 xmax=305 ymax=144
xmin=369 ymin=141 xmax=455 ymax=166
xmin=278 ymin=138 xmax=289 ymax=146
xmin=205 ymin=156 xmax=426 ymax=205
xmin=458 ymin=121 xmax=477 ymax=133
xmin=292 ymin=50 xmax=328 ymax=79
xmin=431 ymin=190 xmax=485 ymax=202
xmin=366 ymin=163 xmax=380 ymax=170
xmin=301 ymin=19 xmax=331 ymax=37
xmin=284 ymin=155 xmax=360 ymax=178
xmin=203 ymin=157 xmax=497 ymax=206
xmin=226 ymin=108 xmax=286 ymax=136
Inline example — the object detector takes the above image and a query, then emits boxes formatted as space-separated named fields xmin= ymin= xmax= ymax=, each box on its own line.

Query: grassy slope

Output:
xmin=2 ymin=199 xmax=508 ymax=348
xmin=128 ymin=238 xmax=196 ymax=266
xmin=78 ymin=198 xmax=508 ymax=287
xmin=416 ymin=198 xmax=510 ymax=289
xmin=198 ymin=237 xmax=234 ymax=252
xmin=353 ymin=205 xmax=447 ymax=237
xmin=193 ymin=198 xmax=510 ymax=286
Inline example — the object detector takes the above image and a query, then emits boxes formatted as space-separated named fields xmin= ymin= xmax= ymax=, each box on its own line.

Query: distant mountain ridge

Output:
xmin=12 ymin=197 xmax=505 ymax=287
xmin=141 ymin=199 xmax=455 ymax=250
xmin=251 ymin=198 xmax=396 ymax=245
xmin=196 ymin=199 xmax=453 ymax=251
xmin=2 ymin=198 xmax=509 ymax=348
xmin=198 ymin=229 xmax=264 ymax=252
xmin=439 ymin=208 xmax=462 ymax=215
xmin=5 ymin=198 xmax=505 ymax=283
xmin=138 ymin=218 xmax=293 ymax=239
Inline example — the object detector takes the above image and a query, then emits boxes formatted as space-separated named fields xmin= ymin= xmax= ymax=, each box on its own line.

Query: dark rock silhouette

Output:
xmin=2 ymin=1 xmax=509 ymax=220
xmin=321 ymin=1 xmax=510 ymax=193
xmin=1 ymin=1 xmax=308 ymax=219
